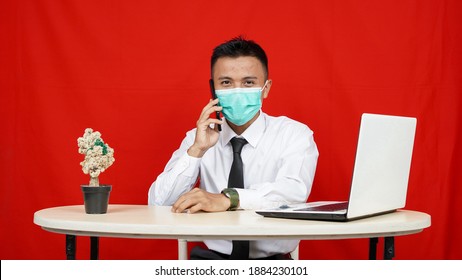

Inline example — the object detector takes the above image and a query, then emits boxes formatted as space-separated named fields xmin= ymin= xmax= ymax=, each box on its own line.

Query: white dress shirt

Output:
xmin=148 ymin=111 xmax=318 ymax=258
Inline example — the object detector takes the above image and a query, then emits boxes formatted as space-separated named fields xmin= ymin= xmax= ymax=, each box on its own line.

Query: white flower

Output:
xmin=77 ymin=128 xmax=115 ymax=184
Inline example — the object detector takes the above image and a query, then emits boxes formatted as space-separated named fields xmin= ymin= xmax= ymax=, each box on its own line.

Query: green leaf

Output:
xmin=94 ymin=139 xmax=108 ymax=155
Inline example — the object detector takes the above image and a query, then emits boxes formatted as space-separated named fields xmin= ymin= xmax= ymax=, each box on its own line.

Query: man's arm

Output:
xmin=148 ymin=133 xmax=201 ymax=206
xmin=148 ymin=99 xmax=223 ymax=206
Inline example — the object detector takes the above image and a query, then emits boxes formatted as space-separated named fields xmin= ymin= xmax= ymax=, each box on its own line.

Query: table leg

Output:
xmin=66 ymin=235 xmax=76 ymax=260
xmin=384 ymin=236 xmax=395 ymax=260
xmin=90 ymin=236 xmax=99 ymax=260
xmin=369 ymin=237 xmax=378 ymax=260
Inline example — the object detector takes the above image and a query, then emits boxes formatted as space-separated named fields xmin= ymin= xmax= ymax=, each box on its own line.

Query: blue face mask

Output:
xmin=215 ymin=83 xmax=266 ymax=126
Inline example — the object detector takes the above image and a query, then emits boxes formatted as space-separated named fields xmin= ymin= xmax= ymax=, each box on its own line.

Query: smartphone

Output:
xmin=209 ymin=79 xmax=222 ymax=131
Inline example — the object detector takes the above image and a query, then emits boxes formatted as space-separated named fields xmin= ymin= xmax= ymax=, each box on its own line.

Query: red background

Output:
xmin=1 ymin=0 xmax=461 ymax=260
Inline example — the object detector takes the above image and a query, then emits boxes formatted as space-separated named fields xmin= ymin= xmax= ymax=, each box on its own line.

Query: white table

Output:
xmin=33 ymin=204 xmax=431 ymax=260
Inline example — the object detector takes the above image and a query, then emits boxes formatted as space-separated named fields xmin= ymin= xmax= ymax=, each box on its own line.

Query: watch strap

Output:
xmin=221 ymin=188 xmax=239 ymax=211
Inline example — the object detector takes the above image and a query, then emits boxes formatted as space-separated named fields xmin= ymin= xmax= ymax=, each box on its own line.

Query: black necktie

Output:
xmin=228 ymin=137 xmax=249 ymax=259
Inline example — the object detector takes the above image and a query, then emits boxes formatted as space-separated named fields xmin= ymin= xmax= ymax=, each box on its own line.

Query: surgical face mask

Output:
xmin=215 ymin=82 xmax=267 ymax=126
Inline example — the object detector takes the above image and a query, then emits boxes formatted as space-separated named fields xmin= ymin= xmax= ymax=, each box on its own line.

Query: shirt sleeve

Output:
xmin=237 ymin=125 xmax=319 ymax=210
xmin=148 ymin=130 xmax=201 ymax=206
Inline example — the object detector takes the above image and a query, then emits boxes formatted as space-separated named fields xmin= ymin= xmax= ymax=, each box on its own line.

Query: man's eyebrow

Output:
xmin=217 ymin=76 xmax=233 ymax=80
xmin=217 ymin=76 xmax=259 ymax=80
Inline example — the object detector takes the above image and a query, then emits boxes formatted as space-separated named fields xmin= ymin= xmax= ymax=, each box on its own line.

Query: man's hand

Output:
xmin=187 ymin=99 xmax=223 ymax=158
xmin=171 ymin=188 xmax=231 ymax=214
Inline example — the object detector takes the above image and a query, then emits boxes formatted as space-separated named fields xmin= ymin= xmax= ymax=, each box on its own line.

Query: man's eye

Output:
xmin=244 ymin=81 xmax=256 ymax=86
xmin=221 ymin=81 xmax=231 ymax=86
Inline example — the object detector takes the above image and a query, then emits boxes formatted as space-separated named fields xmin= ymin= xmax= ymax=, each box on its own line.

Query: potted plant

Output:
xmin=77 ymin=128 xmax=115 ymax=214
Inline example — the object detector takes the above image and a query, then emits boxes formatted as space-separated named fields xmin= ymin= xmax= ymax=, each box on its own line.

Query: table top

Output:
xmin=34 ymin=204 xmax=431 ymax=240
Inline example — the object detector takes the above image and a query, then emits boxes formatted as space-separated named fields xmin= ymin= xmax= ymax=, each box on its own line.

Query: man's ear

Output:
xmin=262 ymin=79 xmax=272 ymax=99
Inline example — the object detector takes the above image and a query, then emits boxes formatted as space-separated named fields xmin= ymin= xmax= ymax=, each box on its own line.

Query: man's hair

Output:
xmin=211 ymin=36 xmax=268 ymax=79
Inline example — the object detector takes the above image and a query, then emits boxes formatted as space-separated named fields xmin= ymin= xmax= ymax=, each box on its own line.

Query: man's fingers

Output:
xmin=198 ymin=105 xmax=222 ymax=124
xmin=172 ymin=195 xmax=191 ymax=213
xmin=196 ymin=116 xmax=223 ymax=135
xmin=172 ymin=189 xmax=201 ymax=213
xmin=200 ymin=99 xmax=219 ymax=116
xmin=172 ymin=188 xmax=228 ymax=214
xmin=187 ymin=203 xmax=203 ymax=214
xmin=171 ymin=189 xmax=204 ymax=213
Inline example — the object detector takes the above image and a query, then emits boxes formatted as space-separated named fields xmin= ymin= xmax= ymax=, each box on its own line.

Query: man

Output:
xmin=148 ymin=36 xmax=318 ymax=260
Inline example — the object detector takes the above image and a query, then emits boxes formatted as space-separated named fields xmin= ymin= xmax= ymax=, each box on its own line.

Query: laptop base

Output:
xmin=256 ymin=209 xmax=397 ymax=222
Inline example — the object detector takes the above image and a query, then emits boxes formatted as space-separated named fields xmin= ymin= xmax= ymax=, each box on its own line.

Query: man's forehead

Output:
xmin=212 ymin=56 xmax=265 ymax=78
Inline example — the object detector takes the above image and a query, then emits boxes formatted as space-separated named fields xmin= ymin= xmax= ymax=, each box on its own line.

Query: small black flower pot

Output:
xmin=81 ymin=185 xmax=112 ymax=214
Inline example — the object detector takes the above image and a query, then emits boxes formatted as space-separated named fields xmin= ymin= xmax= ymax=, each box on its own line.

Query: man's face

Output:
xmin=212 ymin=56 xmax=268 ymax=91
xmin=212 ymin=56 xmax=271 ymax=129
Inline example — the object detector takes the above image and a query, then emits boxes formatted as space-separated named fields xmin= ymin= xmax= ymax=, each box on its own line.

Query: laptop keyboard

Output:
xmin=294 ymin=202 xmax=349 ymax=212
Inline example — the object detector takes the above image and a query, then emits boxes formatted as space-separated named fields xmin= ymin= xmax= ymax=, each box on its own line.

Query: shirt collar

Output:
xmin=221 ymin=110 xmax=266 ymax=148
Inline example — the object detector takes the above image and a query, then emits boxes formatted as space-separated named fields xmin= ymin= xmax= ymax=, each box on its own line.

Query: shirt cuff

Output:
xmin=174 ymin=152 xmax=201 ymax=178
xmin=234 ymin=188 xmax=258 ymax=209
xmin=234 ymin=187 xmax=281 ymax=210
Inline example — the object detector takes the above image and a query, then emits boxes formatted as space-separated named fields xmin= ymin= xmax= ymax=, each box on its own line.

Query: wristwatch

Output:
xmin=221 ymin=188 xmax=239 ymax=211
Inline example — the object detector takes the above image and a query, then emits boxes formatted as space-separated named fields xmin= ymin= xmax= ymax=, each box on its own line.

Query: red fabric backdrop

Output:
xmin=1 ymin=0 xmax=461 ymax=260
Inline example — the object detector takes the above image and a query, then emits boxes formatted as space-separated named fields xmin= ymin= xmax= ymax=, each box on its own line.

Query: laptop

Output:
xmin=256 ymin=113 xmax=417 ymax=222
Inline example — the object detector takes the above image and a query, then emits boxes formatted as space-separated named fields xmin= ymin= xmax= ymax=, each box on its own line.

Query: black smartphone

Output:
xmin=209 ymin=79 xmax=222 ymax=131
